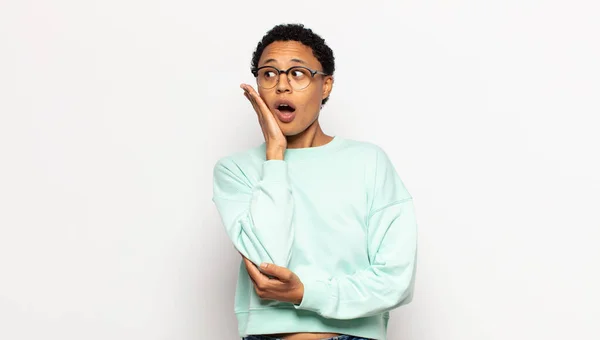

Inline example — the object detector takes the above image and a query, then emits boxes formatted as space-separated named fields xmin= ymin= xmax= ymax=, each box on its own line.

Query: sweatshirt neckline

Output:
xmin=261 ymin=135 xmax=344 ymax=161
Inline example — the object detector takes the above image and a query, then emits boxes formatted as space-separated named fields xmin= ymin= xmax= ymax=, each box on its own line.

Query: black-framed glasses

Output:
xmin=251 ymin=66 xmax=329 ymax=90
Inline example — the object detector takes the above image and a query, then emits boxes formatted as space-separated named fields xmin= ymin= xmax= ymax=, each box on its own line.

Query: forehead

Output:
xmin=258 ymin=41 xmax=320 ymax=67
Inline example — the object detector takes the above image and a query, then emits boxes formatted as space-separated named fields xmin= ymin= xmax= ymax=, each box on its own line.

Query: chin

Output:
xmin=279 ymin=114 xmax=319 ymax=136
xmin=280 ymin=125 xmax=305 ymax=137
xmin=281 ymin=129 xmax=300 ymax=137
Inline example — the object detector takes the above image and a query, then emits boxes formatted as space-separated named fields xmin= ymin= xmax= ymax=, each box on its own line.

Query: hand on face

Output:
xmin=241 ymin=83 xmax=287 ymax=159
xmin=241 ymin=255 xmax=304 ymax=305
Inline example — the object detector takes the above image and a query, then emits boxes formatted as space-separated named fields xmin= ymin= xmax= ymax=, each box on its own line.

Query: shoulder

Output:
xmin=339 ymin=137 xmax=408 ymax=183
xmin=213 ymin=143 xmax=266 ymax=175
xmin=337 ymin=136 xmax=391 ymax=162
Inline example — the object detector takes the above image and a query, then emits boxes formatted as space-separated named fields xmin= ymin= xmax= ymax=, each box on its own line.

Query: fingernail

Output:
xmin=260 ymin=263 xmax=268 ymax=269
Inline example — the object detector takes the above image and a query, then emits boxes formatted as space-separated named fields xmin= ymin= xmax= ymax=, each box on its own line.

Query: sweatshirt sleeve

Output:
xmin=212 ymin=157 xmax=295 ymax=267
xmin=294 ymin=148 xmax=417 ymax=319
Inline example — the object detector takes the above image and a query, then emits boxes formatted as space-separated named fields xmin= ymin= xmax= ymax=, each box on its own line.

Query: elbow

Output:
xmin=378 ymin=286 xmax=412 ymax=313
xmin=390 ymin=285 xmax=414 ymax=309
xmin=389 ymin=265 xmax=417 ymax=309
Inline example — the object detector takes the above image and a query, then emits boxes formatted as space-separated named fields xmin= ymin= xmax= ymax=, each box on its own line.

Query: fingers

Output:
xmin=242 ymin=85 xmax=270 ymax=140
xmin=240 ymin=83 xmax=286 ymax=149
xmin=243 ymin=89 xmax=259 ymax=113
xmin=243 ymin=85 xmax=272 ymax=115
xmin=244 ymin=92 xmax=263 ymax=124
xmin=243 ymin=90 xmax=258 ymax=112
xmin=241 ymin=256 xmax=300 ymax=302
xmin=242 ymin=257 xmax=261 ymax=289
xmin=241 ymin=84 xmax=260 ymax=107
xmin=241 ymin=84 xmax=270 ymax=117
xmin=242 ymin=256 xmax=266 ymax=283
xmin=240 ymin=83 xmax=257 ymax=100
xmin=259 ymin=263 xmax=293 ymax=282
xmin=242 ymin=257 xmax=275 ymax=298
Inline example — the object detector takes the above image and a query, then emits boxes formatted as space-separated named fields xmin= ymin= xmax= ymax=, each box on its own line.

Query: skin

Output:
xmin=241 ymin=40 xmax=335 ymax=159
xmin=239 ymin=41 xmax=340 ymax=340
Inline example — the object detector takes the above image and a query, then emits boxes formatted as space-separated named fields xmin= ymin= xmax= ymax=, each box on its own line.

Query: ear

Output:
xmin=322 ymin=75 xmax=334 ymax=101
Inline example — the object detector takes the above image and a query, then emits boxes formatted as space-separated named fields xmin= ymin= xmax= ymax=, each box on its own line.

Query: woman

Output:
xmin=212 ymin=23 xmax=418 ymax=340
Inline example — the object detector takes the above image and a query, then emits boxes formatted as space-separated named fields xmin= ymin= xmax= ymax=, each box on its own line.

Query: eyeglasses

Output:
xmin=251 ymin=66 xmax=328 ymax=90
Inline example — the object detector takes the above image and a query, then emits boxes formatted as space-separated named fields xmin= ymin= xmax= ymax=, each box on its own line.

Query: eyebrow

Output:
xmin=262 ymin=58 xmax=308 ymax=66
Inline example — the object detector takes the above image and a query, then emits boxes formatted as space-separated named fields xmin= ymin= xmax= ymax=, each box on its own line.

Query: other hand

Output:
xmin=241 ymin=256 xmax=304 ymax=305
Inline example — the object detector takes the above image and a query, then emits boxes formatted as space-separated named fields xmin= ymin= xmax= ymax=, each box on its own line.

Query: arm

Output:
xmin=294 ymin=148 xmax=418 ymax=319
xmin=212 ymin=157 xmax=294 ymax=267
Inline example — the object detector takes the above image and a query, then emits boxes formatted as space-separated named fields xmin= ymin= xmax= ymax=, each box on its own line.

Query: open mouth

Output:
xmin=273 ymin=101 xmax=297 ymax=123
xmin=276 ymin=103 xmax=296 ymax=113
xmin=273 ymin=99 xmax=297 ymax=123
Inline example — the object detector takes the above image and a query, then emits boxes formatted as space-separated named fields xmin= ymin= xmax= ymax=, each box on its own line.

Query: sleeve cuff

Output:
xmin=262 ymin=160 xmax=288 ymax=182
xmin=294 ymin=278 xmax=331 ymax=313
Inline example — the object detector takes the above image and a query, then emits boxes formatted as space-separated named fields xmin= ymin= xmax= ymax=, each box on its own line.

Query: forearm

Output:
xmin=297 ymin=256 xmax=416 ymax=319
xmin=213 ymin=159 xmax=295 ymax=267
xmin=295 ymin=199 xmax=417 ymax=319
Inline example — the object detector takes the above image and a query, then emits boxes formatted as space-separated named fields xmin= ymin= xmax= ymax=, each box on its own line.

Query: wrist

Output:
xmin=266 ymin=146 xmax=285 ymax=160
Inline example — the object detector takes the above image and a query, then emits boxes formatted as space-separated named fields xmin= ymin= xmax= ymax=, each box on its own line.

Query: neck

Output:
xmin=286 ymin=120 xmax=333 ymax=149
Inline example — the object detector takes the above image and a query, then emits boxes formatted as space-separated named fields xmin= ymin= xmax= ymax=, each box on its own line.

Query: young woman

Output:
xmin=212 ymin=24 xmax=418 ymax=340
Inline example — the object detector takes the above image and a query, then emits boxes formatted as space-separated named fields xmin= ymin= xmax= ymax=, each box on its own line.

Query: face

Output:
xmin=256 ymin=41 xmax=333 ymax=136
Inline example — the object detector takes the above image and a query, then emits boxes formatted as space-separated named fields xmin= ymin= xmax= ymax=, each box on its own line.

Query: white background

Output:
xmin=1 ymin=0 xmax=599 ymax=339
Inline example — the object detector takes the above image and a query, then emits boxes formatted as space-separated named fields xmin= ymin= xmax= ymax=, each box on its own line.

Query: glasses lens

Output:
xmin=288 ymin=67 xmax=312 ymax=90
xmin=257 ymin=67 xmax=278 ymax=89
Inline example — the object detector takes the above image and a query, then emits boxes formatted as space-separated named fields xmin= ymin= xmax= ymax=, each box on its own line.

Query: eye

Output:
xmin=290 ymin=68 xmax=308 ymax=79
xmin=264 ymin=71 xmax=277 ymax=78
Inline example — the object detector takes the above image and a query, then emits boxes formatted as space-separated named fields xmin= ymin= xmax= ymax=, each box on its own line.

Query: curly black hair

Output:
xmin=251 ymin=23 xmax=335 ymax=105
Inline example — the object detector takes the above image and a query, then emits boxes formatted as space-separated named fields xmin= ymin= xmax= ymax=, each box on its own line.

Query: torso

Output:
xmin=233 ymin=139 xmax=382 ymax=338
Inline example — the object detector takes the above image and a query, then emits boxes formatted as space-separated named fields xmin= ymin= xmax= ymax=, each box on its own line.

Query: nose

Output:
xmin=276 ymin=72 xmax=292 ymax=93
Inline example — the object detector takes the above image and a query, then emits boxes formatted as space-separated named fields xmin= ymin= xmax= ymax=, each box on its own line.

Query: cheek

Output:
xmin=257 ymin=88 xmax=266 ymax=100
xmin=299 ymin=87 xmax=323 ymax=113
xmin=257 ymin=89 xmax=274 ymax=106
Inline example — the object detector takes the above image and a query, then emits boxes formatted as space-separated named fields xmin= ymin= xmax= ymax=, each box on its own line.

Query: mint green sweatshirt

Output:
xmin=212 ymin=136 xmax=418 ymax=339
